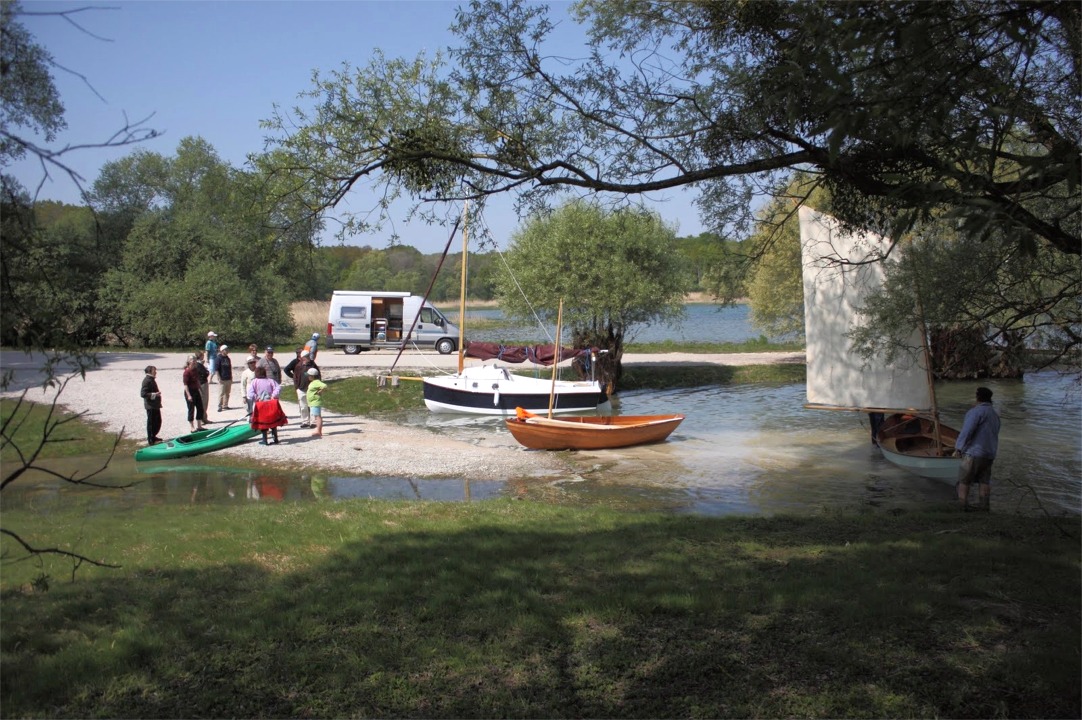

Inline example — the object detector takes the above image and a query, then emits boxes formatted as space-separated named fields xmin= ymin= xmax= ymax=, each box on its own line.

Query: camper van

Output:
xmin=326 ymin=291 xmax=459 ymax=354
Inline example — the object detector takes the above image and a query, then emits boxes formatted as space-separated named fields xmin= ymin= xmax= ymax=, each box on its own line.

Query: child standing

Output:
xmin=305 ymin=367 xmax=327 ymax=438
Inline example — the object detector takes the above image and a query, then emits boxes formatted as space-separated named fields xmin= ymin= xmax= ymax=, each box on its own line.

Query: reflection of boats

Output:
xmin=505 ymin=407 xmax=684 ymax=450
xmin=875 ymin=414 xmax=960 ymax=480
xmin=799 ymin=207 xmax=960 ymax=481
xmin=422 ymin=203 xmax=607 ymax=415
xmin=134 ymin=423 xmax=259 ymax=462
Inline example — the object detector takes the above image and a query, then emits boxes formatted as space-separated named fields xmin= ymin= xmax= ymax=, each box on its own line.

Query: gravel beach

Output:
xmin=1 ymin=349 xmax=803 ymax=480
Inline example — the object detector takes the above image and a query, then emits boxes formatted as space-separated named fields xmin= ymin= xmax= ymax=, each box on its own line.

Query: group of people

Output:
xmin=139 ymin=331 xmax=328 ymax=447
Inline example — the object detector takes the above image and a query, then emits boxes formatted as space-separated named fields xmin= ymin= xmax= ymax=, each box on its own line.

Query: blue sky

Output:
xmin=10 ymin=0 xmax=707 ymax=253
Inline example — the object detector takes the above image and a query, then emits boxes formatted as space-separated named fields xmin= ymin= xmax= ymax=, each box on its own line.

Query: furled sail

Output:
xmin=464 ymin=341 xmax=592 ymax=367
xmin=799 ymin=207 xmax=931 ymax=412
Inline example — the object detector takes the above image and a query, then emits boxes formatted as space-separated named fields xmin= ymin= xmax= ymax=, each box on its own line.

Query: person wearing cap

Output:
xmin=305 ymin=367 xmax=327 ymax=438
xmin=240 ymin=356 xmax=258 ymax=416
xmin=205 ymin=332 xmax=220 ymax=383
xmin=216 ymin=345 xmax=234 ymax=411
xmin=304 ymin=332 xmax=320 ymax=361
xmin=284 ymin=347 xmax=314 ymax=427
xmin=256 ymin=346 xmax=282 ymax=384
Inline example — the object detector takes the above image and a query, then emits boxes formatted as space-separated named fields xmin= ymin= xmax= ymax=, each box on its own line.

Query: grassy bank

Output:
xmin=1 ymin=502 xmax=1078 ymax=718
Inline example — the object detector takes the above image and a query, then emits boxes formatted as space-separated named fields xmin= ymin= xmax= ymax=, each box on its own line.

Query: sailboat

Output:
xmin=421 ymin=205 xmax=608 ymax=415
xmin=799 ymin=207 xmax=961 ymax=482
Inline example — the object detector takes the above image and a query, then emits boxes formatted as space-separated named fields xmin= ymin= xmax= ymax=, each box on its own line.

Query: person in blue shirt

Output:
xmin=954 ymin=386 xmax=1001 ymax=511
xmin=205 ymin=331 xmax=220 ymax=382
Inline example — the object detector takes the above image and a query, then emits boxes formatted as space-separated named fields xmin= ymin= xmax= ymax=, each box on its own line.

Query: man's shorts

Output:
xmin=311 ymin=406 xmax=322 ymax=417
xmin=958 ymin=454 xmax=994 ymax=485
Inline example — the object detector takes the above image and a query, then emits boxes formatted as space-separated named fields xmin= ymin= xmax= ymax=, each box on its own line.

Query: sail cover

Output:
xmin=799 ymin=207 xmax=931 ymax=412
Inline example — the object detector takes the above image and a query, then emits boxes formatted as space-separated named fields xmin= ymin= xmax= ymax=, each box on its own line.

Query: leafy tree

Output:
xmin=261 ymin=0 xmax=1078 ymax=258
xmin=495 ymin=201 xmax=687 ymax=389
xmin=94 ymin=138 xmax=295 ymax=346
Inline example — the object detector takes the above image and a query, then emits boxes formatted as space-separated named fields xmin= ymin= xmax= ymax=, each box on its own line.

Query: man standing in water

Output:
xmin=954 ymin=387 xmax=1001 ymax=512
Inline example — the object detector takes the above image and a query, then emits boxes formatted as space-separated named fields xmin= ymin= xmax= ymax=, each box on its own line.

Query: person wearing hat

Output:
xmin=216 ymin=345 xmax=234 ymax=411
xmin=305 ymin=367 xmax=327 ymax=438
xmin=304 ymin=332 xmax=320 ymax=361
xmin=256 ymin=346 xmax=282 ymax=384
xmin=240 ymin=356 xmax=259 ymax=416
xmin=284 ymin=347 xmax=314 ymax=427
xmin=205 ymin=331 xmax=220 ymax=383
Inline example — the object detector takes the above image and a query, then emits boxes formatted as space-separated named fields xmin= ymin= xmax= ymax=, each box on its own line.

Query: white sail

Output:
xmin=799 ymin=207 xmax=931 ymax=412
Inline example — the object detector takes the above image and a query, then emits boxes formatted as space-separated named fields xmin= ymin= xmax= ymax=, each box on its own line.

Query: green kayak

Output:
xmin=134 ymin=423 xmax=259 ymax=462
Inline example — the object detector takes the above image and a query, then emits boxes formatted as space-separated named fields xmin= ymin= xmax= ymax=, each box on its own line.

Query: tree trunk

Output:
xmin=571 ymin=324 xmax=625 ymax=393
xmin=930 ymin=326 xmax=1025 ymax=379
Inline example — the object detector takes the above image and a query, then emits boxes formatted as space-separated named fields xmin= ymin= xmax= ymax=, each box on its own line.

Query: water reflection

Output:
xmin=4 ymin=372 xmax=1078 ymax=517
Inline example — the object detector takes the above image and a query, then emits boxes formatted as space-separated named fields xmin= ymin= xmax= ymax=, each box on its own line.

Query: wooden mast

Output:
xmin=457 ymin=201 xmax=468 ymax=375
xmin=547 ymin=299 xmax=563 ymax=419
xmin=914 ymin=287 xmax=944 ymax=454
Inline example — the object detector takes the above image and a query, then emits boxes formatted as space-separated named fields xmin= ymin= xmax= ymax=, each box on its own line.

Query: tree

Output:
xmin=93 ymin=138 xmax=296 ymax=347
xmin=260 ymin=0 xmax=1078 ymax=258
xmin=495 ymin=201 xmax=687 ymax=389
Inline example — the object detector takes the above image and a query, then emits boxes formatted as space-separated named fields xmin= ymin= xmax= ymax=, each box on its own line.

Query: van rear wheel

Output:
xmin=435 ymin=338 xmax=455 ymax=355
xmin=343 ymin=344 xmax=361 ymax=355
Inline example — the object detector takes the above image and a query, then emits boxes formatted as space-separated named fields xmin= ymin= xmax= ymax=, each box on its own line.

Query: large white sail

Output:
xmin=799 ymin=207 xmax=931 ymax=412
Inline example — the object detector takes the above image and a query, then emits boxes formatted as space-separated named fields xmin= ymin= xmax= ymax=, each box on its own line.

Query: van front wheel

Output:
xmin=435 ymin=338 xmax=455 ymax=355
xmin=343 ymin=344 xmax=361 ymax=355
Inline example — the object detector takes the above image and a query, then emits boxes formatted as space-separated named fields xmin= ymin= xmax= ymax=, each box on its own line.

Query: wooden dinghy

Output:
xmin=134 ymin=423 xmax=259 ymax=462
xmin=505 ymin=407 xmax=684 ymax=451
xmin=875 ymin=413 xmax=961 ymax=482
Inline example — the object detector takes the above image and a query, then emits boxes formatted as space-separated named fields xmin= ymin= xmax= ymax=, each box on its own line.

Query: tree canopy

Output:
xmin=261 ymin=0 xmax=1079 ymax=258
xmin=496 ymin=200 xmax=686 ymax=389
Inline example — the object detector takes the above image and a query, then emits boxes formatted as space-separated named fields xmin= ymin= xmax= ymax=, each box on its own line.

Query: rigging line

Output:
xmin=388 ymin=211 xmax=463 ymax=376
xmin=488 ymin=236 xmax=557 ymax=347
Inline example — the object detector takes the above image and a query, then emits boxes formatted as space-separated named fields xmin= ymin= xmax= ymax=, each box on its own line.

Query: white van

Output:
xmin=326 ymin=291 xmax=460 ymax=355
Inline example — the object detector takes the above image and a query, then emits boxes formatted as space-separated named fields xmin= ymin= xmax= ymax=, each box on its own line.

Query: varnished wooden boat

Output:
xmin=875 ymin=413 xmax=961 ymax=482
xmin=505 ymin=408 xmax=684 ymax=450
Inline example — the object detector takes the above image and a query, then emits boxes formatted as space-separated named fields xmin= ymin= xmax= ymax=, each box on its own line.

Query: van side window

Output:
xmin=341 ymin=306 xmax=367 ymax=319
xmin=419 ymin=308 xmax=439 ymax=323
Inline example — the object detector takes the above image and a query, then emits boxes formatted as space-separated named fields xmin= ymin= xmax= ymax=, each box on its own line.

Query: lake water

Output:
xmin=466 ymin=302 xmax=778 ymax=344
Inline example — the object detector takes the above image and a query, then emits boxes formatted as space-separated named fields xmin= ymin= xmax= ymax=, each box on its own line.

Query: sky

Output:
xmin=9 ymin=0 xmax=709 ymax=254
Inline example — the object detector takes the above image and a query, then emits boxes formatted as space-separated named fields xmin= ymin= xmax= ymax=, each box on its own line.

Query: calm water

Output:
xmin=467 ymin=303 xmax=776 ymax=344
xmin=7 ymin=371 xmax=1078 ymax=517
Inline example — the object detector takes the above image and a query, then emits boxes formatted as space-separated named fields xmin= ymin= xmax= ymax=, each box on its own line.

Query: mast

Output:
xmin=457 ymin=201 xmax=468 ymax=375
xmin=547 ymin=299 xmax=563 ymax=418
xmin=914 ymin=287 xmax=944 ymax=454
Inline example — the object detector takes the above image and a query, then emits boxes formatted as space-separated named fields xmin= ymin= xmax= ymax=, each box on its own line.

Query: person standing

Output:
xmin=205 ymin=331 xmax=220 ymax=383
xmin=954 ymin=386 xmax=1001 ymax=512
xmin=217 ymin=345 xmax=234 ymax=411
xmin=304 ymin=332 xmax=320 ymax=361
xmin=247 ymin=366 xmax=288 ymax=445
xmin=195 ymin=351 xmax=212 ymax=420
xmin=247 ymin=343 xmax=259 ymax=365
xmin=140 ymin=365 xmax=163 ymax=445
xmin=305 ymin=367 xmax=327 ymax=438
xmin=182 ymin=356 xmax=207 ymax=432
xmin=257 ymin=346 xmax=282 ymax=384
xmin=284 ymin=348 xmax=313 ymax=427
xmin=240 ymin=357 xmax=258 ymax=416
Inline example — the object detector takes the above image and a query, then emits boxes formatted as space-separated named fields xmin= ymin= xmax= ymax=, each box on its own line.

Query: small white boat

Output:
xmin=423 ymin=365 xmax=607 ymax=415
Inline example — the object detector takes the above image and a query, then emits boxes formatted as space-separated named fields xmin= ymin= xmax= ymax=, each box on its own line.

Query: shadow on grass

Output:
xmin=2 ymin=510 xmax=1079 ymax=718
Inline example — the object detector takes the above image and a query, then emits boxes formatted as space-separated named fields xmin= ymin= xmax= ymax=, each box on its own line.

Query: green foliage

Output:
xmin=496 ymin=200 xmax=687 ymax=388
xmin=0 ymin=0 xmax=66 ymax=166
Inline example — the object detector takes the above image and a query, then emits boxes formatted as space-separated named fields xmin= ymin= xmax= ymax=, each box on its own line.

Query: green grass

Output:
xmin=1 ymin=397 xmax=132 ymax=462
xmin=1 ymin=503 xmax=1077 ymax=718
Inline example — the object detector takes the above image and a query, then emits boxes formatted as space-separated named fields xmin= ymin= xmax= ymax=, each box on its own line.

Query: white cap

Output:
xmin=220 ymin=345 xmax=228 ymax=351
xmin=306 ymin=368 xmax=319 ymax=376
xmin=207 ymin=331 xmax=217 ymax=337
xmin=312 ymin=333 xmax=320 ymax=338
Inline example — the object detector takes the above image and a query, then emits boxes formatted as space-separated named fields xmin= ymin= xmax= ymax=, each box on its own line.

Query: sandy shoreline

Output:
xmin=0 ymin=349 xmax=803 ymax=480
